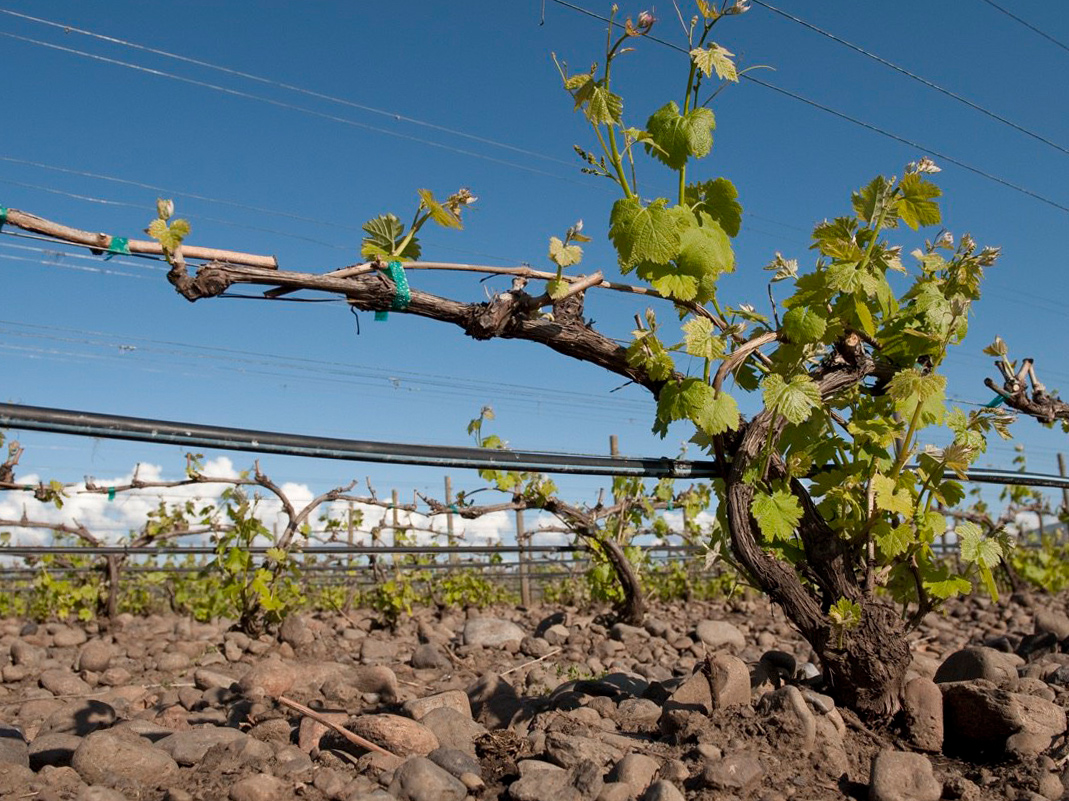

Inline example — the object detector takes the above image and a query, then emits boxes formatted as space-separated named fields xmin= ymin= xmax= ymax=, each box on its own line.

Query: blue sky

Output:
xmin=2 ymin=0 xmax=1069 ymax=526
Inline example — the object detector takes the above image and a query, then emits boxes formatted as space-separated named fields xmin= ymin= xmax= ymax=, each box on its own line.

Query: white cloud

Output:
xmin=1 ymin=464 xmax=718 ymax=566
xmin=0 ymin=457 xmax=256 ymax=546
xmin=315 ymin=500 xmax=517 ymax=548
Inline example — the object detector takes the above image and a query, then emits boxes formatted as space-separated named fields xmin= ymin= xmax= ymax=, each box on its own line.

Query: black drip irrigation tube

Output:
xmin=3 ymin=402 xmax=1068 ymax=488
xmin=0 ymin=403 xmax=716 ymax=479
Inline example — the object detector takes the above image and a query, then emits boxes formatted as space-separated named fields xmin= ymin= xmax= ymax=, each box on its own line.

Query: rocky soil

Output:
xmin=1 ymin=592 xmax=1069 ymax=801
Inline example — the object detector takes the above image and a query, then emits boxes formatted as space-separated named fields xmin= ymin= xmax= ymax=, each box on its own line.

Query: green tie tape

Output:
xmin=104 ymin=236 xmax=130 ymax=260
xmin=107 ymin=487 xmax=116 ymax=502
xmin=984 ymin=395 xmax=1006 ymax=408
xmin=0 ymin=206 xmax=7 ymax=231
xmin=374 ymin=261 xmax=411 ymax=321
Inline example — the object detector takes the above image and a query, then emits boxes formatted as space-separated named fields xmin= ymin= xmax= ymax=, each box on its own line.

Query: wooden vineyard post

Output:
xmin=681 ymin=501 xmax=691 ymax=587
xmin=347 ymin=502 xmax=355 ymax=569
xmin=344 ymin=501 xmax=358 ymax=611
xmin=445 ymin=475 xmax=458 ymax=564
xmin=1059 ymin=454 xmax=1069 ymax=544
xmin=517 ymin=507 xmax=531 ymax=606
xmin=104 ymin=554 xmax=120 ymax=620
xmin=391 ymin=489 xmax=401 ymax=577
xmin=391 ymin=490 xmax=400 ymax=547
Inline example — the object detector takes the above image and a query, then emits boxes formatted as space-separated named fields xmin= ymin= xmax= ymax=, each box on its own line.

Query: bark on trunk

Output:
xmin=818 ymin=598 xmax=911 ymax=718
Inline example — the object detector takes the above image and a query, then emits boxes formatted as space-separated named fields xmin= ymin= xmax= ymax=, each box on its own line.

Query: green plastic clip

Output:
xmin=104 ymin=236 xmax=130 ymax=260
xmin=0 ymin=206 xmax=7 ymax=231
xmin=374 ymin=260 xmax=411 ymax=321
xmin=984 ymin=395 xmax=1006 ymax=408
xmin=107 ymin=487 xmax=116 ymax=502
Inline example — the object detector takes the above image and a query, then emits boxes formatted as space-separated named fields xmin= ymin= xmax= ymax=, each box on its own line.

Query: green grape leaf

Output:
xmin=548 ymin=236 xmax=583 ymax=268
xmin=916 ymin=510 xmax=946 ymax=544
xmin=575 ymin=78 xmax=623 ymax=125
xmin=623 ymin=127 xmax=658 ymax=147
xmin=682 ymin=317 xmax=726 ymax=359
xmin=362 ymin=213 xmax=421 ymax=260
xmin=940 ymin=441 xmax=974 ymax=479
xmin=977 ymin=563 xmax=999 ymax=601
xmin=224 ymin=547 xmax=246 ymax=574
xmin=650 ymin=271 xmax=699 ymax=300
xmin=653 ymin=378 xmax=731 ymax=436
xmin=872 ymin=474 xmax=914 ymax=517
xmin=259 ymin=592 xmax=284 ymax=613
xmin=417 ymin=188 xmax=463 ymax=229
xmin=169 ymin=219 xmax=191 ymax=240
xmin=958 ymin=520 xmax=1002 ymax=567
xmin=655 ymin=378 xmax=706 ymax=424
xmin=609 ymin=198 xmax=686 ymax=270
xmin=678 ymin=214 xmax=734 ymax=279
xmin=762 ymin=373 xmax=822 ymax=425
xmin=627 ymin=332 xmax=676 ymax=382
xmin=589 ymin=85 xmax=624 ymax=126
xmin=697 ymin=390 xmax=740 ymax=436
xmin=782 ymin=307 xmax=827 ymax=344
xmin=147 ymin=218 xmax=168 ymax=242
xmin=690 ymin=43 xmax=737 ymax=82
xmin=829 ymin=597 xmax=862 ymax=628
xmin=751 ymin=488 xmax=803 ymax=543
xmin=897 ymin=174 xmax=942 ymax=230
xmin=888 ymin=369 xmax=946 ymax=424
xmin=148 ymin=217 xmax=191 ymax=254
xmin=982 ymin=337 xmax=1008 ymax=358
xmin=817 ymin=243 xmax=864 ymax=268
xmin=644 ymin=102 xmax=716 ymax=170
xmin=851 ymin=175 xmax=891 ymax=226
xmin=685 ymin=178 xmax=742 ymax=237
xmin=853 ymin=297 xmax=877 ymax=338
xmin=911 ymin=282 xmax=955 ymax=333
xmin=546 ymin=279 xmax=570 ymax=299
xmin=565 ymin=72 xmax=592 ymax=92
xmin=826 ymin=263 xmax=864 ymax=293
xmin=875 ymin=521 xmax=913 ymax=559
xmin=924 ymin=568 xmax=971 ymax=600
xmin=249 ymin=568 xmax=271 ymax=594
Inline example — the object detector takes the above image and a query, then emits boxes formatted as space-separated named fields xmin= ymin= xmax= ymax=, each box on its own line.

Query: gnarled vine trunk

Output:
xmin=594 ymin=536 xmax=646 ymax=626
xmin=543 ymin=498 xmax=646 ymax=626
xmin=721 ymin=360 xmax=912 ymax=719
